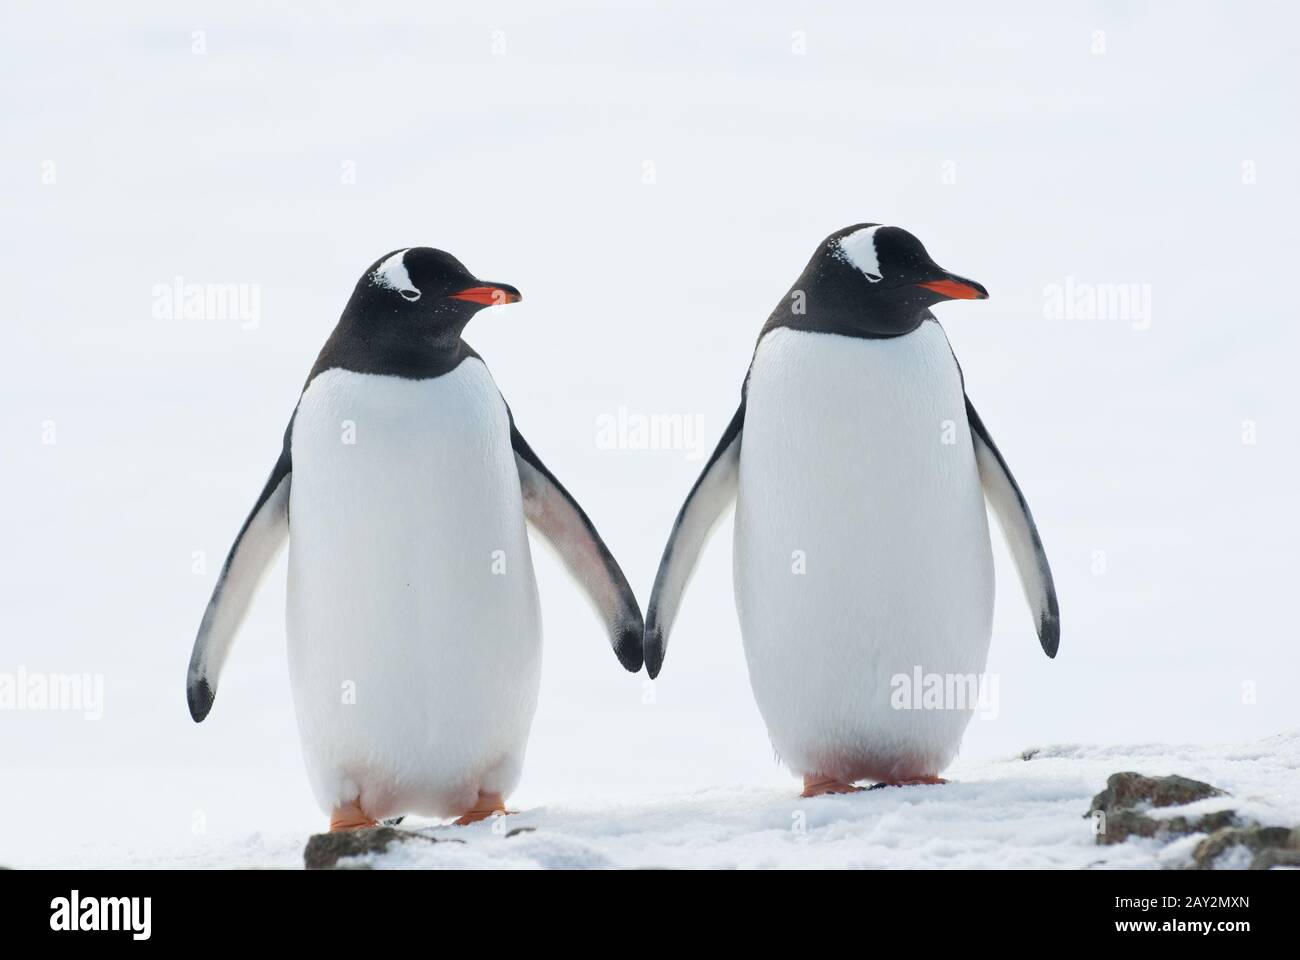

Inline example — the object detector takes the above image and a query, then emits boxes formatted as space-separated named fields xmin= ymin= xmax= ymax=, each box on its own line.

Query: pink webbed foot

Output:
xmin=452 ymin=791 xmax=514 ymax=826
xmin=329 ymin=803 xmax=378 ymax=832
xmin=801 ymin=775 xmax=866 ymax=797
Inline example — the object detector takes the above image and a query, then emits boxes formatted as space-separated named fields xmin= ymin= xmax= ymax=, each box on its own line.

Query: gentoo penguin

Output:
xmin=187 ymin=247 xmax=643 ymax=828
xmin=644 ymin=224 xmax=1059 ymax=796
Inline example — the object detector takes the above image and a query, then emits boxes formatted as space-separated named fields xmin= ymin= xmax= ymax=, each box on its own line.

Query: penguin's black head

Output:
xmin=786 ymin=224 xmax=987 ymax=338
xmin=315 ymin=247 xmax=522 ymax=380
xmin=352 ymin=246 xmax=521 ymax=335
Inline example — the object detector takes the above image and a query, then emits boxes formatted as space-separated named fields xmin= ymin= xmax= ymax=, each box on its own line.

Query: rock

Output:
xmin=1083 ymin=771 xmax=1298 ymax=869
xmin=1193 ymin=825 xmax=1299 ymax=871
xmin=1163 ymin=810 xmax=1238 ymax=838
xmin=1095 ymin=808 xmax=1237 ymax=845
xmin=303 ymin=826 xmax=459 ymax=870
xmin=1250 ymin=847 xmax=1300 ymax=870
xmin=1088 ymin=772 xmax=1226 ymax=817
xmin=1086 ymin=773 xmax=1234 ymax=847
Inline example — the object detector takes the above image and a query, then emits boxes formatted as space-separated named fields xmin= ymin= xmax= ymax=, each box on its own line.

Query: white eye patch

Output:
xmin=372 ymin=249 xmax=421 ymax=301
xmin=835 ymin=225 xmax=885 ymax=282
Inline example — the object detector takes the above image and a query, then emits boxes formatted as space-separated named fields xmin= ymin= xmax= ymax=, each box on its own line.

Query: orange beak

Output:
xmin=448 ymin=285 xmax=522 ymax=306
xmin=917 ymin=278 xmax=988 ymax=300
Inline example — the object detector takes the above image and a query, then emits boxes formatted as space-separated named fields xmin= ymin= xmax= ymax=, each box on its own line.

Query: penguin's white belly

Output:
xmin=734 ymin=323 xmax=994 ymax=783
xmin=286 ymin=362 xmax=541 ymax=819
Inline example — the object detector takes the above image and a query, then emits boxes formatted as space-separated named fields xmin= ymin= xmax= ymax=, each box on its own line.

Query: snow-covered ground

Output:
xmin=26 ymin=731 xmax=1295 ymax=870
xmin=3 ymin=3 xmax=1298 ymax=871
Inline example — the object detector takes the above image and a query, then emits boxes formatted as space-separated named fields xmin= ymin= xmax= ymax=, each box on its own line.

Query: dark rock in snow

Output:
xmin=1086 ymin=773 xmax=1233 ymax=847
xmin=1089 ymin=772 xmax=1226 ymax=817
xmin=1084 ymin=771 xmax=1298 ymax=869
xmin=1193 ymin=825 xmax=1300 ymax=870
xmin=1095 ymin=808 xmax=1237 ymax=845
xmin=1250 ymin=847 xmax=1300 ymax=870
xmin=303 ymin=826 xmax=458 ymax=870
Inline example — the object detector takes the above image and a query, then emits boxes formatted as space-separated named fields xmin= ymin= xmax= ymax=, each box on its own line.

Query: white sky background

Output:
xmin=1 ymin=1 xmax=1297 ymax=864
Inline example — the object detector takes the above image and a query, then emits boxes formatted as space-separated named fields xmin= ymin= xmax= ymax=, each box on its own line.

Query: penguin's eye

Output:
xmin=400 ymin=289 xmax=421 ymax=302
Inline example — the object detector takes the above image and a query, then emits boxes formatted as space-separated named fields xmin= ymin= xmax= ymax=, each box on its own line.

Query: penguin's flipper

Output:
xmin=643 ymin=401 xmax=744 ymax=678
xmin=186 ymin=440 xmax=292 ymax=721
xmin=510 ymin=418 xmax=644 ymax=673
xmin=966 ymin=396 xmax=1060 ymax=657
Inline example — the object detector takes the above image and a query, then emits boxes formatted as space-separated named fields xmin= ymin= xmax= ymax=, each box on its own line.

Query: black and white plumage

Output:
xmin=644 ymin=224 xmax=1058 ymax=785
xmin=187 ymin=247 xmax=642 ymax=821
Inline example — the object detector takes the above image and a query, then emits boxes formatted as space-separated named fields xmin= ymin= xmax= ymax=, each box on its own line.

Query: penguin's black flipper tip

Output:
xmin=643 ymin=621 xmax=664 ymax=680
xmin=614 ymin=615 xmax=644 ymax=673
xmin=188 ymin=676 xmax=215 ymax=723
xmin=1038 ymin=611 xmax=1060 ymax=659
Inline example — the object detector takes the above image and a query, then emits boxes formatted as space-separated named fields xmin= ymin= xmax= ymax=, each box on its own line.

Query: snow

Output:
xmin=358 ymin=731 xmax=1300 ymax=870
xmin=3 ymin=3 xmax=1298 ymax=871
xmin=16 ymin=731 xmax=1294 ymax=870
